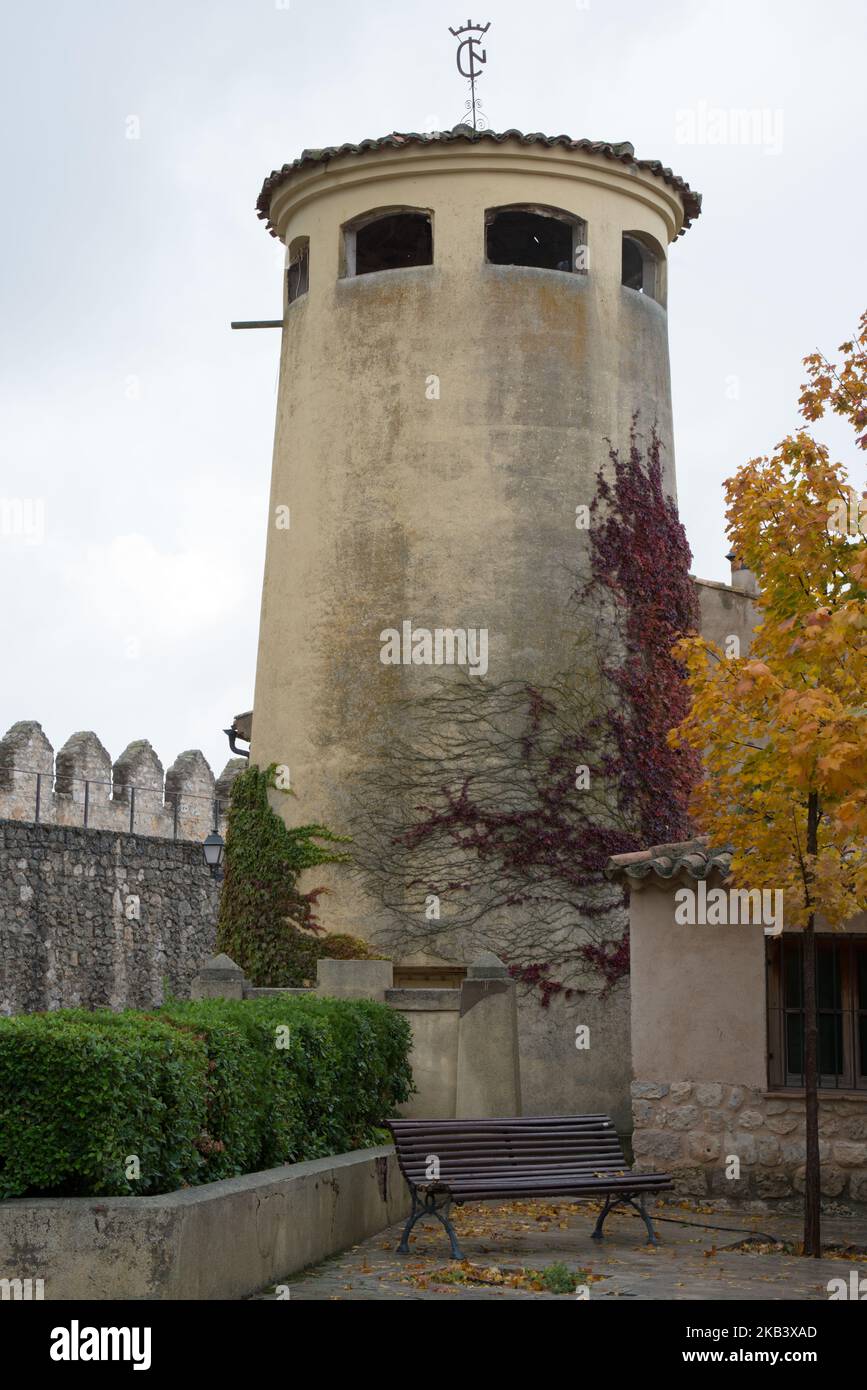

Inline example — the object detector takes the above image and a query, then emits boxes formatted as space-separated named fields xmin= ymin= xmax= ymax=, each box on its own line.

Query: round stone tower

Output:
xmin=249 ymin=127 xmax=701 ymax=956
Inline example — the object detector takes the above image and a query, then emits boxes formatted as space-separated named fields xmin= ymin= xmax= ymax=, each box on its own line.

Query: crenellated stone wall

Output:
xmin=632 ymin=1082 xmax=867 ymax=1207
xmin=0 ymin=721 xmax=245 ymax=841
xmin=0 ymin=721 xmax=245 ymax=1016
xmin=0 ymin=818 xmax=221 ymax=1015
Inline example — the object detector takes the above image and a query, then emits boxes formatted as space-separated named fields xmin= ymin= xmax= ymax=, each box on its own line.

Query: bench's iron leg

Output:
xmin=591 ymin=1194 xmax=614 ymax=1240
xmin=595 ymin=1192 xmax=660 ymax=1245
xmin=397 ymin=1192 xmax=421 ymax=1254
xmin=636 ymin=1192 xmax=659 ymax=1246
xmin=433 ymin=1203 xmax=465 ymax=1261
xmin=397 ymin=1191 xmax=464 ymax=1259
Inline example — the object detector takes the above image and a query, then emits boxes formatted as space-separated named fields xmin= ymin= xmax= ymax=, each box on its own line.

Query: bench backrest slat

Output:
xmin=388 ymin=1114 xmax=629 ymax=1186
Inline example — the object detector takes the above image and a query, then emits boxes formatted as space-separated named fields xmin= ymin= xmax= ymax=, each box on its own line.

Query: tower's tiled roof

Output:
xmin=256 ymin=126 xmax=703 ymax=238
xmin=605 ymin=837 xmax=733 ymax=885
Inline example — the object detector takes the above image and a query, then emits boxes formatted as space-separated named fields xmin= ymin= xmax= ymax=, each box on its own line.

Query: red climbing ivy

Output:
xmin=358 ymin=423 xmax=700 ymax=1001
xmin=512 ymin=424 xmax=699 ymax=998
xmin=590 ymin=423 xmax=700 ymax=842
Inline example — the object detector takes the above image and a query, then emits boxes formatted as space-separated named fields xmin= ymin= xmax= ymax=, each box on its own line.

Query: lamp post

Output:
xmin=203 ymin=831 xmax=225 ymax=881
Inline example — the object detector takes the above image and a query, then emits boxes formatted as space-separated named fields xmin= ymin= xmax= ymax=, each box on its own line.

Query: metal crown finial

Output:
xmin=448 ymin=19 xmax=491 ymax=37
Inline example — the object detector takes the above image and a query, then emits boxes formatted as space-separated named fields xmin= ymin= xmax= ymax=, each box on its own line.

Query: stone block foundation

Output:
xmin=632 ymin=1080 xmax=867 ymax=1207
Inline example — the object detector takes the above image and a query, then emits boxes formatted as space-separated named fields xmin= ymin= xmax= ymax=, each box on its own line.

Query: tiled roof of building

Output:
xmin=256 ymin=126 xmax=703 ymax=238
xmin=605 ymin=837 xmax=733 ymax=885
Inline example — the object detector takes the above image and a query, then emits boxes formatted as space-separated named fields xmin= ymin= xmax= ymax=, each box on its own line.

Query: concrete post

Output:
xmin=316 ymin=957 xmax=394 ymax=1001
xmin=455 ymin=952 xmax=522 ymax=1118
xmin=190 ymin=952 xmax=246 ymax=1001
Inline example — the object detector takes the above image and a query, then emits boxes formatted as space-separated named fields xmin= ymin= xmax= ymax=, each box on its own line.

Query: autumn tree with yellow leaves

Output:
xmin=671 ymin=312 xmax=867 ymax=1257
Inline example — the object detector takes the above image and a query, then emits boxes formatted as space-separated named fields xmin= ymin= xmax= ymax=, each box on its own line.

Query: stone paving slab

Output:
xmin=251 ymin=1199 xmax=867 ymax=1301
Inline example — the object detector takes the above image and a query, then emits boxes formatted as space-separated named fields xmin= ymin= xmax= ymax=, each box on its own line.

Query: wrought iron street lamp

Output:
xmin=203 ymin=832 xmax=225 ymax=878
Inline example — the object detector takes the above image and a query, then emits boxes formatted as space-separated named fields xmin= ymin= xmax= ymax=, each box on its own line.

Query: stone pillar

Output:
xmin=316 ymin=957 xmax=394 ymax=1001
xmin=191 ymin=953 xmax=246 ymax=1000
xmin=455 ymin=952 xmax=522 ymax=1118
xmin=385 ymin=988 xmax=461 ymax=1118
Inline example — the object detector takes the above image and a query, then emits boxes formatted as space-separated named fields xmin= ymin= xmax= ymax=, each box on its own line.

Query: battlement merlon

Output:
xmin=0 ymin=721 xmax=244 ymax=841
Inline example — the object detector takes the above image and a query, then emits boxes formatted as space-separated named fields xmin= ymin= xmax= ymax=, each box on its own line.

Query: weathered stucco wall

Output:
xmin=630 ymin=881 xmax=767 ymax=1086
xmin=387 ymin=988 xmax=461 ymax=1119
xmin=0 ymin=819 xmax=219 ymax=1015
xmin=250 ymin=138 xmax=686 ymax=941
xmin=246 ymin=137 xmax=692 ymax=1121
xmin=694 ymin=577 xmax=758 ymax=657
xmin=518 ymin=987 xmax=632 ymax=1131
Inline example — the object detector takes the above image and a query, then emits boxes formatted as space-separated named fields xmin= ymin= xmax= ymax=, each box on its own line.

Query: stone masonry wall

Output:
xmin=632 ymin=1081 xmax=867 ymax=1207
xmin=0 ymin=819 xmax=220 ymax=1015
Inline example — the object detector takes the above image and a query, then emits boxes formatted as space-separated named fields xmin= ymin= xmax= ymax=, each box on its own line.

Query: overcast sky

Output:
xmin=0 ymin=0 xmax=864 ymax=781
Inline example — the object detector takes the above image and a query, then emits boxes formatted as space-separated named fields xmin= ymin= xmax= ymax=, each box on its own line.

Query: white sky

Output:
xmin=0 ymin=0 xmax=864 ymax=779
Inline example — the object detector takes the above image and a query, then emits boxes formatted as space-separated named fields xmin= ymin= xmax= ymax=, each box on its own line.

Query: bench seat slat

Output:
xmin=443 ymin=1182 xmax=670 ymax=1197
xmin=410 ymin=1179 xmax=670 ymax=1193
xmin=441 ymin=1175 xmax=672 ymax=1192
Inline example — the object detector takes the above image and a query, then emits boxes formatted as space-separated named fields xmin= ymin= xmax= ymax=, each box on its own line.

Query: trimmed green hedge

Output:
xmin=0 ymin=996 xmax=414 ymax=1199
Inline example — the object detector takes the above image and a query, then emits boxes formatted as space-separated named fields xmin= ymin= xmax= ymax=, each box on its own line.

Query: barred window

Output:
xmin=766 ymin=935 xmax=867 ymax=1090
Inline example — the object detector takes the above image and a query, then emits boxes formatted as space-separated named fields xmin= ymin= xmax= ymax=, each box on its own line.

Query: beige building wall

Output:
xmin=694 ymin=576 xmax=758 ymax=657
xmin=247 ymin=134 xmax=700 ymax=1122
xmin=251 ymin=137 xmax=691 ymax=942
xmin=630 ymin=879 xmax=767 ymax=1088
xmin=627 ymin=871 xmax=867 ymax=1204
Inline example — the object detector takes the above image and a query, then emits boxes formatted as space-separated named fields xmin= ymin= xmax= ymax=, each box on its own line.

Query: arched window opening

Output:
xmin=343 ymin=210 xmax=433 ymax=278
xmin=485 ymin=206 xmax=585 ymax=273
xmin=621 ymin=233 xmax=665 ymax=303
xmin=621 ymin=236 xmax=645 ymax=291
xmin=286 ymin=237 xmax=309 ymax=304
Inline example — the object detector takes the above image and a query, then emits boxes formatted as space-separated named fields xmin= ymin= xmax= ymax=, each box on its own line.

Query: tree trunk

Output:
xmin=803 ymin=790 xmax=821 ymax=1257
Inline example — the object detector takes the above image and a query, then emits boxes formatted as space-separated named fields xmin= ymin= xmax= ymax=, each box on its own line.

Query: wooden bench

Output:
xmin=387 ymin=1114 xmax=673 ymax=1259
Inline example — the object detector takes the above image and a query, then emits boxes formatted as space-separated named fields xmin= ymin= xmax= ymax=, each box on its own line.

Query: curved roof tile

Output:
xmin=256 ymin=125 xmax=702 ymax=238
xmin=606 ymin=837 xmax=733 ymax=885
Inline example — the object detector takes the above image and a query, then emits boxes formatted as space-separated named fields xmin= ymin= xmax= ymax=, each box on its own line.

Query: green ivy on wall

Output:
xmin=216 ymin=764 xmax=351 ymax=987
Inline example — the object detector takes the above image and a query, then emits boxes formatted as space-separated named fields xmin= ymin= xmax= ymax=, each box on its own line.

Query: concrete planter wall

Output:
xmin=0 ymin=1146 xmax=409 ymax=1300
